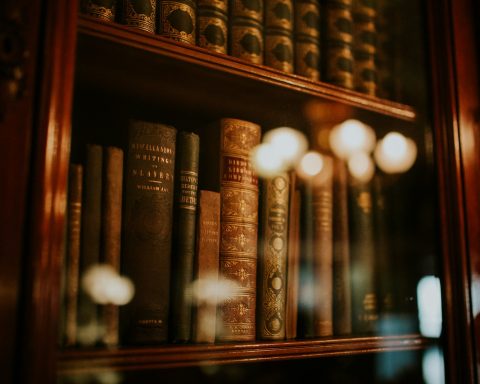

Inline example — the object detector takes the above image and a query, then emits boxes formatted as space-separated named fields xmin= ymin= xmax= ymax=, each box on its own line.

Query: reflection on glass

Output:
xmin=374 ymin=132 xmax=417 ymax=173
xmin=417 ymin=275 xmax=442 ymax=338
xmin=329 ymin=119 xmax=376 ymax=160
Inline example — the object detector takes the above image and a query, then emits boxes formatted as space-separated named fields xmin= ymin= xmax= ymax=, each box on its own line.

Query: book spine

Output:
xmin=100 ymin=146 xmax=124 ymax=347
xmin=257 ymin=173 xmax=290 ymax=340
xmin=230 ymin=0 xmax=264 ymax=64
xmin=81 ymin=0 xmax=116 ymax=21
xmin=375 ymin=0 xmax=394 ymax=99
xmin=294 ymin=0 xmax=320 ymax=80
xmin=348 ymin=178 xmax=378 ymax=334
xmin=158 ymin=0 xmax=197 ymax=44
xmin=264 ymin=0 xmax=294 ymax=73
xmin=170 ymin=131 xmax=200 ymax=343
xmin=192 ymin=190 xmax=221 ymax=343
xmin=121 ymin=121 xmax=176 ymax=344
xmin=77 ymin=144 xmax=102 ymax=343
xmin=353 ymin=0 xmax=377 ymax=95
xmin=325 ymin=0 xmax=354 ymax=89
xmin=123 ymin=0 xmax=156 ymax=33
xmin=312 ymin=157 xmax=333 ymax=337
xmin=197 ymin=0 xmax=228 ymax=54
xmin=217 ymin=118 xmax=261 ymax=342
xmin=64 ymin=165 xmax=83 ymax=346
xmin=332 ymin=159 xmax=351 ymax=335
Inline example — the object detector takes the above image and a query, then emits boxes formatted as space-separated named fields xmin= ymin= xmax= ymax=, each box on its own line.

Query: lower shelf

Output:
xmin=58 ymin=334 xmax=431 ymax=375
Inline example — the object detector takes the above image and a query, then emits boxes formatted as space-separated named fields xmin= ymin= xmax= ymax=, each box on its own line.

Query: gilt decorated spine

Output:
xmin=294 ymin=0 xmax=320 ymax=80
xmin=123 ymin=0 xmax=156 ymax=33
xmin=198 ymin=0 xmax=228 ymax=53
xmin=81 ymin=0 xmax=116 ymax=21
xmin=158 ymin=0 xmax=196 ymax=44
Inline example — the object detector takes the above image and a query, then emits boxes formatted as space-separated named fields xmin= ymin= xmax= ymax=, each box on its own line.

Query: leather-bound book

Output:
xmin=170 ymin=131 xmax=200 ymax=343
xmin=64 ymin=165 xmax=83 ymax=346
xmin=158 ymin=0 xmax=196 ymax=44
xmin=332 ymin=159 xmax=352 ymax=335
xmin=294 ymin=0 xmax=320 ymax=80
xmin=81 ymin=0 xmax=116 ymax=21
xmin=192 ymin=190 xmax=221 ymax=343
xmin=348 ymin=177 xmax=378 ymax=334
xmin=121 ymin=121 xmax=176 ymax=344
xmin=257 ymin=172 xmax=290 ymax=340
xmin=123 ymin=0 xmax=156 ymax=33
xmin=375 ymin=0 xmax=393 ymax=99
xmin=230 ymin=0 xmax=264 ymax=64
xmin=312 ymin=156 xmax=333 ymax=337
xmin=324 ymin=0 xmax=354 ymax=89
xmin=198 ymin=0 xmax=228 ymax=54
xmin=264 ymin=0 xmax=294 ymax=73
xmin=100 ymin=147 xmax=124 ymax=347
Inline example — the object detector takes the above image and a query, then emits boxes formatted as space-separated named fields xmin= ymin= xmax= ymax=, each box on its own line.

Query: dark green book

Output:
xmin=121 ymin=121 xmax=176 ymax=344
xmin=169 ymin=131 xmax=200 ymax=343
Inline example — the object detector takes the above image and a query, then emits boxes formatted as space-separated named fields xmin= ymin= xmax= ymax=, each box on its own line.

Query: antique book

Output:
xmin=158 ymin=0 xmax=196 ymax=44
xmin=312 ymin=156 xmax=333 ymax=337
xmin=77 ymin=144 xmax=102 ymax=343
xmin=375 ymin=0 xmax=394 ymax=99
xmin=197 ymin=0 xmax=228 ymax=53
xmin=257 ymin=172 xmax=290 ymax=340
xmin=100 ymin=146 xmax=124 ymax=347
xmin=348 ymin=177 xmax=378 ymax=334
xmin=294 ymin=0 xmax=320 ymax=80
xmin=64 ymin=165 xmax=83 ymax=346
xmin=352 ymin=0 xmax=377 ymax=95
xmin=230 ymin=0 xmax=264 ymax=64
xmin=121 ymin=121 xmax=176 ymax=344
xmin=81 ymin=0 xmax=116 ymax=21
xmin=332 ymin=159 xmax=352 ymax=335
xmin=192 ymin=190 xmax=221 ymax=343
xmin=325 ymin=0 xmax=354 ymax=89
xmin=122 ymin=0 xmax=156 ymax=33
xmin=170 ymin=131 xmax=200 ymax=343
xmin=264 ymin=0 xmax=294 ymax=73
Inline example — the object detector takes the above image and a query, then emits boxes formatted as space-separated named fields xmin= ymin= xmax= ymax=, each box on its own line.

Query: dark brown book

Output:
xmin=294 ymin=0 xmax=320 ymax=80
xmin=64 ymin=165 xmax=83 ymax=346
xmin=197 ymin=0 xmax=228 ymax=53
xmin=230 ymin=0 xmax=264 ymax=64
xmin=192 ymin=190 xmax=221 ymax=343
xmin=158 ymin=0 xmax=196 ymax=44
xmin=170 ymin=131 xmax=200 ymax=343
xmin=123 ymin=0 xmax=156 ymax=33
xmin=100 ymin=146 xmax=124 ymax=347
xmin=81 ymin=0 xmax=116 ymax=21
xmin=264 ymin=0 xmax=294 ymax=73
xmin=375 ymin=0 xmax=394 ymax=99
xmin=121 ymin=121 xmax=176 ymax=344
xmin=332 ymin=159 xmax=352 ymax=335
xmin=257 ymin=172 xmax=290 ymax=340
xmin=312 ymin=156 xmax=333 ymax=337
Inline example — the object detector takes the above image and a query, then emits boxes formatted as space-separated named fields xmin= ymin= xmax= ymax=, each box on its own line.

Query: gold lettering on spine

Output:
xmin=178 ymin=170 xmax=198 ymax=210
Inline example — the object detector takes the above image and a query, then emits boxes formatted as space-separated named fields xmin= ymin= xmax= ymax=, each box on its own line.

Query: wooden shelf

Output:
xmin=76 ymin=15 xmax=416 ymax=123
xmin=58 ymin=335 xmax=430 ymax=374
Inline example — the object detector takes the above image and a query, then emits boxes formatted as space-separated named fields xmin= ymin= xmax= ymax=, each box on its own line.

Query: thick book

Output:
xmin=100 ymin=146 xmax=124 ymax=347
xmin=170 ymin=131 xmax=200 ymax=343
xmin=192 ymin=190 xmax=221 ymax=343
xmin=64 ymin=164 xmax=83 ymax=346
xmin=198 ymin=0 xmax=228 ymax=53
xmin=257 ymin=172 xmax=290 ymax=340
xmin=81 ymin=0 xmax=116 ymax=21
xmin=122 ymin=0 xmax=156 ymax=33
xmin=294 ymin=0 xmax=320 ymax=80
xmin=121 ymin=120 xmax=176 ymax=344
xmin=264 ymin=0 xmax=294 ymax=73
xmin=158 ymin=0 xmax=196 ymax=44
xmin=230 ymin=0 xmax=264 ymax=64
xmin=312 ymin=156 xmax=333 ymax=337
xmin=375 ymin=0 xmax=394 ymax=99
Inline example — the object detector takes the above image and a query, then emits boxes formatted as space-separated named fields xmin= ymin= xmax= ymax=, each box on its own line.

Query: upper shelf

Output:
xmin=75 ymin=15 xmax=416 ymax=123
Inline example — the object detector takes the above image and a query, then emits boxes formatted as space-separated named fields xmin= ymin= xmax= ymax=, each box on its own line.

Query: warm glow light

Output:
xmin=263 ymin=127 xmax=308 ymax=166
xmin=250 ymin=143 xmax=286 ymax=177
xmin=297 ymin=151 xmax=324 ymax=178
xmin=374 ymin=132 xmax=417 ymax=173
xmin=348 ymin=151 xmax=375 ymax=182
xmin=329 ymin=119 xmax=376 ymax=159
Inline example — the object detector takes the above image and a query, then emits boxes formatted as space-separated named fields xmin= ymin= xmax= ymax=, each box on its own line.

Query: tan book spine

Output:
xmin=257 ymin=173 xmax=290 ymax=340
xmin=216 ymin=118 xmax=261 ymax=342
xmin=294 ymin=0 xmax=320 ymax=80
xmin=192 ymin=190 xmax=221 ymax=343
xmin=198 ymin=0 xmax=228 ymax=54
xmin=123 ymin=0 xmax=156 ymax=33
xmin=158 ymin=0 xmax=196 ymax=45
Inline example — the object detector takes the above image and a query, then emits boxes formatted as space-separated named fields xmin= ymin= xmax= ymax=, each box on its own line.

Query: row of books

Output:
xmin=62 ymin=117 xmax=396 ymax=347
xmin=80 ymin=0 xmax=395 ymax=98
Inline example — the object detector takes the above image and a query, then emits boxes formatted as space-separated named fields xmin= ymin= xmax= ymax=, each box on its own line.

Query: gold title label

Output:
xmin=222 ymin=155 xmax=258 ymax=187
xmin=178 ymin=171 xmax=198 ymax=209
